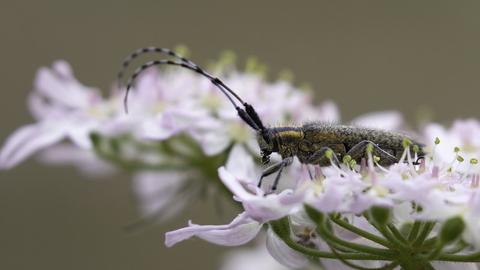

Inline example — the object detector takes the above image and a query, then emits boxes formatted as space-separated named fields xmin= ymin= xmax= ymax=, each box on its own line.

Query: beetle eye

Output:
xmin=262 ymin=133 xmax=270 ymax=144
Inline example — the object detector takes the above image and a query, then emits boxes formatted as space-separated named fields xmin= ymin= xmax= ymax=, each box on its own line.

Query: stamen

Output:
xmin=460 ymin=158 xmax=478 ymax=182
xmin=406 ymin=145 xmax=418 ymax=177
xmin=349 ymin=160 xmax=357 ymax=171
xmin=413 ymin=145 xmax=419 ymax=158
xmin=431 ymin=137 xmax=441 ymax=169
xmin=453 ymin=155 xmax=464 ymax=172
xmin=366 ymin=143 xmax=377 ymax=185
xmin=373 ymin=155 xmax=390 ymax=173
xmin=326 ymin=150 xmax=347 ymax=177
xmin=398 ymin=144 xmax=409 ymax=164
xmin=440 ymin=147 xmax=460 ymax=175
xmin=342 ymin=155 xmax=355 ymax=172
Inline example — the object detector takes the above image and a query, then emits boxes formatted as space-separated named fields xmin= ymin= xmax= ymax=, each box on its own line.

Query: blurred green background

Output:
xmin=1 ymin=1 xmax=480 ymax=269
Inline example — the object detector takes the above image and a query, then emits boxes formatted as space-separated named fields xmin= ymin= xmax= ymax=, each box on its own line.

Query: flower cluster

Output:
xmin=167 ymin=138 xmax=480 ymax=269
xmin=2 ymin=47 xmax=480 ymax=269
xmin=0 ymin=49 xmax=346 ymax=226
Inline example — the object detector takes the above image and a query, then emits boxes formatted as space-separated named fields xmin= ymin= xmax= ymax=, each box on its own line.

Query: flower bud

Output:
xmin=369 ymin=206 xmax=391 ymax=226
xmin=90 ymin=132 xmax=101 ymax=148
xmin=439 ymin=217 xmax=465 ymax=245
xmin=400 ymin=222 xmax=413 ymax=237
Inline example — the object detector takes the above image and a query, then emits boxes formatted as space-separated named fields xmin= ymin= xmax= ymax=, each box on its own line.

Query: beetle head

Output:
xmin=257 ymin=129 xmax=278 ymax=165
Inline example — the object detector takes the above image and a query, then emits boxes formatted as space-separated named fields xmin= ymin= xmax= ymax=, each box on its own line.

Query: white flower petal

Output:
xmin=218 ymin=167 xmax=257 ymax=201
xmin=0 ymin=122 xmax=65 ymax=169
xmin=316 ymin=100 xmax=341 ymax=123
xmin=165 ymin=213 xmax=262 ymax=247
xmin=38 ymin=144 xmax=117 ymax=178
xmin=200 ymin=131 xmax=231 ymax=156
xmin=225 ymin=144 xmax=257 ymax=184
xmin=133 ymin=171 xmax=190 ymax=220
xmin=65 ymin=122 xmax=95 ymax=149
xmin=34 ymin=60 xmax=98 ymax=109
xmin=350 ymin=110 xmax=403 ymax=131
xmin=266 ymin=227 xmax=308 ymax=269
xmin=220 ymin=167 xmax=301 ymax=223
xmin=195 ymin=220 xmax=263 ymax=246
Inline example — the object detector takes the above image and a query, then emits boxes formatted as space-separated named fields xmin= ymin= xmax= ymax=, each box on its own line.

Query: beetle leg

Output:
xmin=346 ymin=140 xmax=397 ymax=165
xmin=257 ymin=157 xmax=294 ymax=192
xmin=307 ymin=147 xmax=341 ymax=167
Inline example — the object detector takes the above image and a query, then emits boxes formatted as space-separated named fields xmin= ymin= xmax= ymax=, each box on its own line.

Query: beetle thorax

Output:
xmin=257 ymin=126 xmax=304 ymax=163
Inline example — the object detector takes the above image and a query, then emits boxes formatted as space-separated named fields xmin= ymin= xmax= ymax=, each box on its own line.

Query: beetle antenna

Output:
xmin=119 ymin=47 xmax=266 ymax=131
xmin=123 ymin=59 xmax=263 ymax=131
xmin=118 ymin=47 xmax=197 ymax=88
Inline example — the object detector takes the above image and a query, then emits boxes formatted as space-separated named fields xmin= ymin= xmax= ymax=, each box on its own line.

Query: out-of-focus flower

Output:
xmin=423 ymin=118 xmax=480 ymax=173
xmin=165 ymin=167 xmax=309 ymax=269
xmin=1 ymin=51 xmax=353 ymax=226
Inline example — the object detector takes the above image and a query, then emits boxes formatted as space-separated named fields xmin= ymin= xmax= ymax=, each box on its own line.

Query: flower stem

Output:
xmin=387 ymin=224 xmax=410 ymax=246
xmin=436 ymin=252 xmax=480 ymax=262
xmin=442 ymin=240 xmax=468 ymax=254
xmin=329 ymin=215 xmax=395 ymax=249
xmin=377 ymin=225 xmax=409 ymax=252
xmin=328 ymin=245 xmax=401 ymax=270
xmin=283 ymin=237 xmax=393 ymax=261
xmin=271 ymin=216 xmax=394 ymax=261
xmin=413 ymin=221 xmax=436 ymax=248
xmin=316 ymin=216 xmax=397 ymax=258
xmin=408 ymin=220 xmax=422 ymax=242
xmin=422 ymin=237 xmax=437 ymax=250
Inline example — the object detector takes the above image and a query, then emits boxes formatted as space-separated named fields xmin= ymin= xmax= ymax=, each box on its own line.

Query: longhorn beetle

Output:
xmin=118 ymin=47 xmax=425 ymax=191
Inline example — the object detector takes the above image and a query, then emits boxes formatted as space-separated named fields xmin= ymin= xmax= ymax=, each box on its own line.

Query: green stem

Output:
xmin=420 ymin=262 xmax=436 ymax=270
xmin=413 ymin=221 xmax=436 ymax=248
xmin=442 ymin=240 xmax=469 ymax=254
xmin=387 ymin=224 xmax=410 ymax=246
xmin=329 ymin=246 xmax=401 ymax=270
xmin=377 ymin=225 xmax=409 ymax=252
xmin=317 ymin=217 xmax=398 ymax=258
xmin=423 ymin=237 xmax=437 ymax=250
xmin=283 ymin=238 xmax=393 ymax=261
xmin=436 ymin=252 xmax=480 ymax=262
xmin=325 ymin=241 xmax=358 ymax=253
xmin=329 ymin=215 xmax=395 ymax=249
xmin=425 ymin=242 xmax=445 ymax=260
xmin=408 ymin=220 xmax=423 ymax=242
